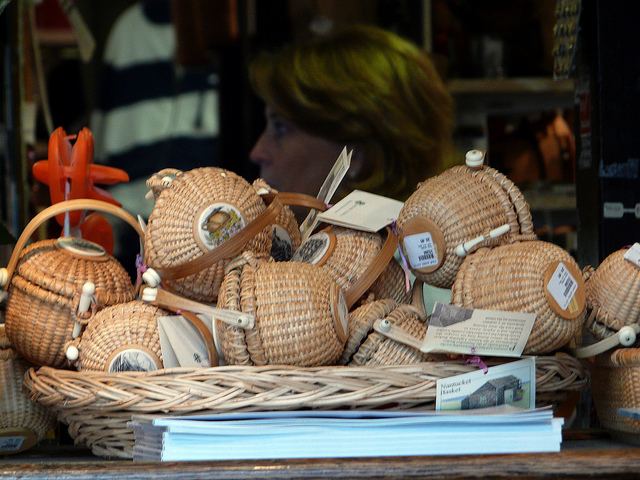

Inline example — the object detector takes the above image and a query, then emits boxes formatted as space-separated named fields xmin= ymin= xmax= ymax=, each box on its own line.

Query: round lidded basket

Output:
xmin=583 ymin=245 xmax=640 ymax=341
xmin=0 ymin=324 xmax=57 ymax=455
xmin=215 ymin=252 xmax=349 ymax=367
xmin=451 ymin=240 xmax=587 ymax=354
xmin=396 ymin=150 xmax=535 ymax=289
xmin=2 ymin=200 xmax=141 ymax=368
xmin=291 ymin=225 xmax=403 ymax=309
xmin=143 ymin=167 xmax=276 ymax=303
xmin=65 ymin=300 xmax=170 ymax=372
xmin=339 ymin=299 xmax=432 ymax=366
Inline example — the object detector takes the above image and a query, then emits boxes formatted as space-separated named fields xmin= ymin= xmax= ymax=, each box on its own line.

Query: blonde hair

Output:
xmin=249 ymin=24 xmax=455 ymax=201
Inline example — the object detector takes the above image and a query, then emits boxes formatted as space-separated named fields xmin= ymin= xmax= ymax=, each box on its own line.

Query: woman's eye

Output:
xmin=267 ymin=118 xmax=290 ymax=139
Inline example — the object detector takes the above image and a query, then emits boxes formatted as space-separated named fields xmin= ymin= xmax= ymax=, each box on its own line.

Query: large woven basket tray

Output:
xmin=24 ymin=355 xmax=588 ymax=459
xmin=590 ymin=348 xmax=640 ymax=444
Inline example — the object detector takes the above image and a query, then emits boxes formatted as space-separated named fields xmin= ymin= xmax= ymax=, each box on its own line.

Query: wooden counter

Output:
xmin=2 ymin=431 xmax=640 ymax=480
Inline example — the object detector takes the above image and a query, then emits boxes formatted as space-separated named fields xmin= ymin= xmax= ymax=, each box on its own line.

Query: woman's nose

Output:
xmin=249 ymin=131 xmax=269 ymax=164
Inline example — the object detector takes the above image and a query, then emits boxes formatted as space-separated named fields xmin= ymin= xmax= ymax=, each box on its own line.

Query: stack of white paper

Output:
xmin=129 ymin=406 xmax=563 ymax=462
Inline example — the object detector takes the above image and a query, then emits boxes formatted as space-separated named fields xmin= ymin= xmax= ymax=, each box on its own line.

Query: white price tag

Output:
xmin=623 ymin=243 xmax=640 ymax=267
xmin=403 ymin=232 xmax=439 ymax=269
xmin=0 ymin=436 xmax=25 ymax=452
xmin=546 ymin=262 xmax=578 ymax=310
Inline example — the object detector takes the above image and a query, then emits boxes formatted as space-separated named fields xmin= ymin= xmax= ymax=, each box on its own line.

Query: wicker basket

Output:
xmin=215 ymin=252 xmax=349 ymax=366
xmin=1 ymin=325 xmax=57 ymax=455
xmin=451 ymin=240 xmax=587 ymax=354
xmin=291 ymin=225 xmax=407 ymax=308
xmin=23 ymin=355 xmax=589 ymax=459
xmin=590 ymin=348 xmax=640 ymax=444
xmin=583 ymin=246 xmax=640 ymax=342
xmin=65 ymin=300 xmax=171 ymax=372
xmin=1 ymin=200 xmax=143 ymax=368
xmin=396 ymin=150 xmax=536 ymax=289
xmin=143 ymin=167 xmax=281 ymax=303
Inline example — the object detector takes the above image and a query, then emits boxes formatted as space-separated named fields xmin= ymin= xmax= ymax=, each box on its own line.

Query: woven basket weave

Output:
xmin=23 ymin=355 xmax=589 ymax=459
xmin=66 ymin=300 xmax=170 ymax=372
xmin=0 ymin=325 xmax=56 ymax=455
xmin=291 ymin=225 xmax=405 ymax=308
xmin=451 ymin=240 xmax=587 ymax=354
xmin=583 ymin=247 xmax=640 ymax=341
xmin=215 ymin=253 xmax=349 ymax=366
xmin=590 ymin=348 xmax=640 ymax=443
xmin=2 ymin=200 xmax=141 ymax=368
xmin=396 ymin=159 xmax=535 ymax=289
xmin=143 ymin=167 xmax=275 ymax=302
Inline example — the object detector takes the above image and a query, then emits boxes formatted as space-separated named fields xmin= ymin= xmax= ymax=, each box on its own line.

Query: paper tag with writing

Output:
xmin=316 ymin=190 xmax=404 ymax=233
xmin=546 ymin=262 xmax=578 ymax=310
xmin=158 ymin=314 xmax=224 ymax=368
xmin=436 ymin=357 xmax=536 ymax=411
xmin=624 ymin=243 xmax=640 ymax=267
xmin=403 ymin=232 xmax=439 ymax=269
xmin=421 ymin=302 xmax=535 ymax=357
xmin=300 ymin=147 xmax=351 ymax=240
xmin=0 ymin=436 xmax=25 ymax=452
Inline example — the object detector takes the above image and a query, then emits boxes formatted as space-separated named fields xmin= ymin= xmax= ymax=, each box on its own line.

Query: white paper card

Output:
xmin=624 ymin=243 xmax=640 ymax=267
xmin=546 ymin=262 xmax=578 ymax=310
xmin=436 ymin=357 xmax=536 ymax=411
xmin=316 ymin=190 xmax=404 ymax=232
xmin=403 ymin=232 xmax=439 ymax=269
xmin=0 ymin=436 xmax=25 ymax=452
xmin=299 ymin=147 xmax=351 ymax=240
xmin=157 ymin=314 xmax=219 ymax=368
xmin=421 ymin=302 xmax=535 ymax=357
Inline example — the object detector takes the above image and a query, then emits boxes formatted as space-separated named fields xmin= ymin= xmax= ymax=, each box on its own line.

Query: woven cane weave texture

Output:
xmin=144 ymin=167 xmax=272 ymax=302
xmin=4 ymin=238 xmax=136 ymax=368
xmin=451 ymin=240 xmax=586 ymax=354
xmin=396 ymin=164 xmax=535 ymax=289
xmin=23 ymin=354 xmax=588 ymax=459
xmin=584 ymin=247 xmax=640 ymax=341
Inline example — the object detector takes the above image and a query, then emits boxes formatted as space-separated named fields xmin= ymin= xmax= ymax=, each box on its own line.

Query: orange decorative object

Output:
xmin=79 ymin=212 xmax=115 ymax=255
xmin=32 ymin=126 xmax=129 ymax=229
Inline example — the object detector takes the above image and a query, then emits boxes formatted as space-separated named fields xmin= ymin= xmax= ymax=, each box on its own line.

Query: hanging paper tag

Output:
xmin=436 ymin=357 xmax=536 ymax=411
xmin=316 ymin=190 xmax=404 ymax=233
xmin=624 ymin=243 xmax=640 ymax=267
xmin=546 ymin=262 xmax=578 ymax=310
xmin=157 ymin=314 xmax=224 ymax=368
xmin=421 ymin=302 xmax=535 ymax=357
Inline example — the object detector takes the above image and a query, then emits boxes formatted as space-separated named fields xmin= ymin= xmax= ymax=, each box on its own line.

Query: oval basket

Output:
xmin=451 ymin=240 xmax=587 ymax=354
xmin=590 ymin=348 xmax=640 ymax=444
xmin=143 ymin=167 xmax=276 ymax=302
xmin=2 ymin=200 xmax=141 ymax=368
xmin=0 ymin=325 xmax=57 ymax=455
xmin=215 ymin=253 xmax=349 ymax=367
xmin=24 ymin=354 xmax=588 ymax=459
xmin=67 ymin=300 xmax=171 ymax=372
xmin=396 ymin=161 xmax=535 ymax=289
xmin=584 ymin=246 xmax=640 ymax=341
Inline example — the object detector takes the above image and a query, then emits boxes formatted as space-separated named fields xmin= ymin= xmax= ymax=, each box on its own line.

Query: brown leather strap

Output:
xmin=343 ymin=226 xmax=399 ymax=309
xmin=261 ymin=191 xmax=328 ymax=212
xmin=153 ymin=194 xmax=284 ymax=280
xmin=2 ymin=199 xmax=144 ymax=289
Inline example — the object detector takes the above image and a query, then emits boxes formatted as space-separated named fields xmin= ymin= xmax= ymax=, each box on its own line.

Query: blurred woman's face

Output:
xmin=250 ymin=106 xmax=345 ymax=198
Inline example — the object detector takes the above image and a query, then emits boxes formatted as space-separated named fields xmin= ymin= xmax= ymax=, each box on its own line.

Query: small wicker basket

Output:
xmin=1 ymin=200 xmax=142 ymax=368
xmin=583 ymin=246 xmax=640 ymax=341
xmin=143 ymin=167 xmax=281 ymax=302
xmin=396 ymin=150 xmax=536 ymax=289
xmin=65 ymin=300 xmax=171 ymax=372
xmin=215 ymin=252 xmax=349 ymax=366
xmin=590 ymin=348 xmax=640 ymax=444
xmin=451 ymin=240 xmax=587 ymax=354
xmin=0 ymin=324 xmax=56 ymax=455
xmin=291 ymin=225 xmax=408 ymax=308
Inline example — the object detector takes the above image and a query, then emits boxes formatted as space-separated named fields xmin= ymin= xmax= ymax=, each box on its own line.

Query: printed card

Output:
xmin=436 ymin=357 xmax=536 ymax=411
xmin=624 ymin=243 xmax=640 ymax=267
xmin=421 ymin=302 xmax=535 ymax=357
xmin=157 ymin=314 xmax=222 ymax=368
xmin=316 ymin=190 xmax=404 ymax=232
xmin=299 ymin=147 xmax=351 ymax=240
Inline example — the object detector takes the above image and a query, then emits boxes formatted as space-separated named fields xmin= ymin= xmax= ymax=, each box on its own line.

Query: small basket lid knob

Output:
xmin=465 ymin=149 xmax=486 ymax=169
